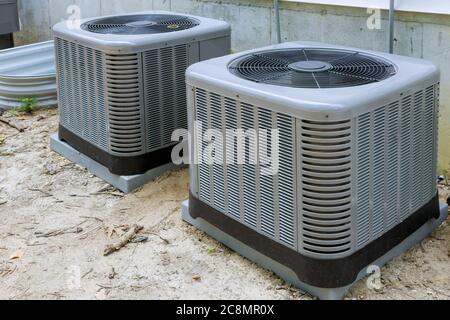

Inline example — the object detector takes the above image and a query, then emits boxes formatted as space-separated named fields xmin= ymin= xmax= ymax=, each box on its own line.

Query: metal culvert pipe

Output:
xmin=0 ymin=41 xmax=57 ymax=109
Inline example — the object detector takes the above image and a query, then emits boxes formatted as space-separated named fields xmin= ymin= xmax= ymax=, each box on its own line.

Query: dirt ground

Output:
xmin=0 ymin=108 xmax=449 ymax=300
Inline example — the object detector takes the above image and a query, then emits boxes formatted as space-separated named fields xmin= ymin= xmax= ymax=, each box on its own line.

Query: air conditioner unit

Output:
xmin=183 ymin=41 xmax=449 ymax=299
xmin=52 ymin=11 xmax=230 ymax=175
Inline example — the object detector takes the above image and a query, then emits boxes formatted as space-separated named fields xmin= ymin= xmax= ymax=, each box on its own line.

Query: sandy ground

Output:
xmin=0 ymin=108 xmax=449 ymax=300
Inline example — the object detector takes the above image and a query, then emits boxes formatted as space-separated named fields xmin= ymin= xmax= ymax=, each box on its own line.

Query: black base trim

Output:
xmin=59 ymin=125 xmax=174 ymax=176
xmin=189 ymin=192 xmax=440 ymax=288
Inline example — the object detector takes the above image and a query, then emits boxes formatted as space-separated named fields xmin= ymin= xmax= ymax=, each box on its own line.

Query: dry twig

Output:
xmin=148 ymin=232 xmax=170 ymax=244
xmin=35 ymin=220 xmax=86 ymax=238
xmin=28 ymin=188 xmax=53 ymax=197
xmin=103 ymin=225 xmax=144 ymax=256
xmin=0 ymin=117 xmax=26 ymax=132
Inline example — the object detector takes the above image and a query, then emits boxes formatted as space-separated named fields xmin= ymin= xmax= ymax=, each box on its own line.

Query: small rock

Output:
xmin=192 ymin=275 xmax=201 ymax=281
xmin=44 ymin=162 xmax=59 ymax=175
xmin=131 ymin=236 xmax=149 ymax=243
xmin=108 ymin=268 xmax=117 ymax=279
xmin=275 ymin=285 xmax=287 ymax=291
xmin=9 ymin=248 xmax=24 ymax=260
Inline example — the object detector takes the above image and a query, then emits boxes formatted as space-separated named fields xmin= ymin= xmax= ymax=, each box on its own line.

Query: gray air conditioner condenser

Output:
xmin=53 ymin=11 xmax=230 ymax=175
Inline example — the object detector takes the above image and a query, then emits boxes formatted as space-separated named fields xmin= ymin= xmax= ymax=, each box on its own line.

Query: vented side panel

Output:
xmin=224 ymin=97 xmax=241 ymax=221
xmin=258 ymin=108 xmax=276 ymax=237
xmin=423 ymin=86 xmax=438 ymax=205
xmin=241 ymin=103 xmax=258 ymax=228
xmin=195 ymin=88 xmax=297 ymax=249
xmin=356 ymin=113 xmax=371 ymax=247
xmin=55 ymin=38 xmax=108 ymax=150
xmin=385 ymin=102 xmax=400 ymax=230
xmin=278 ymin=114 xmax=297 ymax=246
xmin=399 ymin=95 xmax=413 ymax=220
xmin=372 ymin=107 xmax=386 ymax=239
xmin=196 ymin=89 xmax=211 ymax=205
xmin=193 ymin=84 xmax=439 ymax=257
xmin=143 ymin=45 xmax=189 ymax=152
xmin=432 ymin=85 xmax=440 ymax=197
xmin=299 ymin=120 xmax=353 ymax=258
xmin=355 ymin=85 xmax=439 ymax=249
xmin=210 ymin=93 xmax=226 ymax=212
xmin=105 ymin=53 xmax=144 ymax=155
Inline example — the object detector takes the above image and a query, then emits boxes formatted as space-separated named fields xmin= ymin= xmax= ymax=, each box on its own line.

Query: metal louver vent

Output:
xmin=299 ymin=120 xmax=353 ymax=257
xmin=105 ymin=53 xmax=144 ymax=155
xmin=355 ymin=85 xmax=438 ymax=248
xmin=195 ymin=88 xmax=297 ymax=249
xmin=229 ymin=48 xmax=397 ymax=88
xmin=55 ymin=38 xmax=108 ymax=150
xmin=143 ymin=45 xmax=189 ymax=152
xmin=81 ymin=14 xmax=200 ymax=35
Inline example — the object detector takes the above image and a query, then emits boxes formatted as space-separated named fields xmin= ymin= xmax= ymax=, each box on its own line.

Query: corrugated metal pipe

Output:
xmin=0 ymin=41 xmax=57 ymax=109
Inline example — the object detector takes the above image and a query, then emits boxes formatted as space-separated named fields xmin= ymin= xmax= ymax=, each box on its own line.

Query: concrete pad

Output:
xmin=50 ymin=133 xmax=177 ymax=193
xmin=182 ymin=199 xmax=449 ymax=300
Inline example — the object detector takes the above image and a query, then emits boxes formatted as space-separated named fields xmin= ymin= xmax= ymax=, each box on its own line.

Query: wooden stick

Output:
xmin=103 ymin=225 xmax=144 ymax=256
xmin=0 ymin=117 xmax=26 ymax=132
xmin=35 ymin=220 xmax=86 ymax=238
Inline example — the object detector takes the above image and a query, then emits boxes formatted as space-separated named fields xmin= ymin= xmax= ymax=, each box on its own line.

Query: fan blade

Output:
xmin=330 ymin=64 xmax=391 ymax=82
xmin=82 ymin=14 xmax=199 ymax=34
xmin=327 ymin=52 xmax=359 ymax=64
xmin=304 ymin=49 xmax=358 ymax=64
xmin=146 ymin=24 xmax=195 ymax=33
xmin=257 ymin=70 xmax=296 ymax=83
xmin=252 ymin=53 xmax=291 ymax=66
xmin=88 ymin=23 xmax=126 ymax=28
xmin=96 ymin=26 xmax=129 ymax=35
xmin=286 ymin=71 xmax=319 ymax=88
xmin=229 ymin=49 xmax=396 ymax=88
xmin=157 ymin=17 xmax=191 ymax=25
xmin=326 ymin=70 xmax=375 ymax=86
xmin=230 ymin=67 xmax=290 ymax=82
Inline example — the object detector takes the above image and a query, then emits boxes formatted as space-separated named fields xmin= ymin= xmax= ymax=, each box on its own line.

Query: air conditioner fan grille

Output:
xmin=81 ymin=14 xmax=200 ymax=35
xmin=229 ymin=48 xmax=397 ymax=88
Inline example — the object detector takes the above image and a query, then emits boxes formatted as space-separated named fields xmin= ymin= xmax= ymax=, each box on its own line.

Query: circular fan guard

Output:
xmin=81 ymin=14 xmax=200 ymax=35
xmin=229 ymin=48 xmax=397 ymax=88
